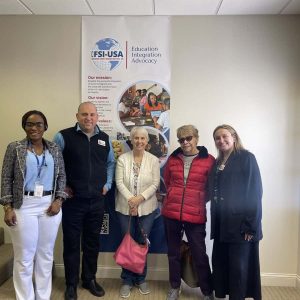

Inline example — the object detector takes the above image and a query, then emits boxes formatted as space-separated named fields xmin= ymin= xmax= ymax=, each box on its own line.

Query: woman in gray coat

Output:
xmin=0 ymin=110 xmax=66 ymax=300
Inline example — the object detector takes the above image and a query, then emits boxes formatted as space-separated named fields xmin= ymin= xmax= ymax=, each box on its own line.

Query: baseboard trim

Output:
xmin=296 ymin=274 xmax=300 ymax=289
xmin=54 ymin=264 xmax=169 ymax=281
xmin=261 ymin=272 xmax=298 ymax=287
xmin=55 ymin=264 xmax=299 ymax=287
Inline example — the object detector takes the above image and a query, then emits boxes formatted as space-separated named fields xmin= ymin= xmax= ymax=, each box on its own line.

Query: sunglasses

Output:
xmin=178 ymin=136 xmax=193 ymax=144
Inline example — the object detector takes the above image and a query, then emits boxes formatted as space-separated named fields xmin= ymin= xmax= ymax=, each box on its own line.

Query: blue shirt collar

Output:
xmin=76 ymin=123 xmax=100 ymax=136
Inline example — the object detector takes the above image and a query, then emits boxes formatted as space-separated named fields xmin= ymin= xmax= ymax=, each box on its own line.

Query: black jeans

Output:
xmin=62 ymin=196 xmax=105 ymax=286
xmin=163 ymin=217 xmax=213 ymax=296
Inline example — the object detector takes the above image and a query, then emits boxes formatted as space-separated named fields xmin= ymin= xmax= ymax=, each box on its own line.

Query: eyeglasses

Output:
xmin=178 ymin=136 xmax=193 ymax=144
xmin=25 ymin=122 xmax=44 ymax=129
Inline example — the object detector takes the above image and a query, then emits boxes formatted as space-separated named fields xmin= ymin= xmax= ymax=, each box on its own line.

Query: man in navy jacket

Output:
xmin=54 ymin=102 xmax=115 ymax=300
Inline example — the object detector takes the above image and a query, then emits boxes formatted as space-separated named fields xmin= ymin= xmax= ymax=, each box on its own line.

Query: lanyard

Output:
xmin=28 ymin=142 xmax=46 ymax=179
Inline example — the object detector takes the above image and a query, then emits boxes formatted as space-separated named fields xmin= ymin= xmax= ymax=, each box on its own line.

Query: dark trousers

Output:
xmin=212 ymin=240 xmax=261 ymax=300
xmin=62 ymin=196 xmax=105 ymax=287
xmin=117 ymin=211 xmax=156 ymax=286
xmin=163 ymin=217 xmax=213 ymax=296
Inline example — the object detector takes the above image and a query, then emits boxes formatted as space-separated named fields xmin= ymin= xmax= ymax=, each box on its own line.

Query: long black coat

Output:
xmin=209 ymin=150 xmax=263 ymax=243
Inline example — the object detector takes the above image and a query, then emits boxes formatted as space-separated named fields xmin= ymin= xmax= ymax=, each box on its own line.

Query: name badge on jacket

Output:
xmin=98 ymin=140 xmax=106 ymax=146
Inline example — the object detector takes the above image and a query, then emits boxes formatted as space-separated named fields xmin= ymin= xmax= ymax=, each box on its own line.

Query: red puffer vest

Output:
xmin=162 ymin=146 xmax=215 ymax=224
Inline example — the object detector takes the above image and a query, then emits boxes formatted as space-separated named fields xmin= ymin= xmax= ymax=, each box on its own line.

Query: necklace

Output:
xmin=133 ymin=152 xmax=143 ymax=166
xmin=218 ymin=155 xmax=230 ymax=171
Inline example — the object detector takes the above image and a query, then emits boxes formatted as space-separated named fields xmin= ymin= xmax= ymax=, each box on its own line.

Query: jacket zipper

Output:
xmin=88 ymin=136 xmax=92 ymax=194
xmin=179 ymin=156 xmax=197 ymax=221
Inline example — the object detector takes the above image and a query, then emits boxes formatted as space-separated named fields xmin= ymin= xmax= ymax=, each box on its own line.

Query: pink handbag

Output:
xmin=114 ymin=216 xmax=149 ymax=274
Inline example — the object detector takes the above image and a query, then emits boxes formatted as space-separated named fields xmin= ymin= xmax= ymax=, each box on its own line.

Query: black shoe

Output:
xmin=64 ymin=285 xmax=77 ymax=300
xmin=82 ymin=279 xmax=105 ymax=297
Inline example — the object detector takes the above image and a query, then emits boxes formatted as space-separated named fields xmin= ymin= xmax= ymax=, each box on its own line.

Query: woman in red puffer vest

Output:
xmin=162 ymin=125 xmax=215 ymax=300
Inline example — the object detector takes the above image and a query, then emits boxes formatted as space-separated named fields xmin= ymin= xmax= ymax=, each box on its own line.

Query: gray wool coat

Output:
xmin=1 ymin=138 xmax=67 ymax=208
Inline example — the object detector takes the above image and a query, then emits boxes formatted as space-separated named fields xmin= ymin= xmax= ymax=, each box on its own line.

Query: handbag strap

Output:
xmin=127 ymin=214 xmax=149 ymax=245
xmin=137 ymin=216 xmax=148 ymax=245
xmin=126 ymin=214 xmax=132 ymax=233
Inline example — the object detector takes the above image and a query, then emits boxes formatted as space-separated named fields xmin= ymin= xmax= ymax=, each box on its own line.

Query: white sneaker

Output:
xmin=120 ymin=284 xmax=132 ymax=298
xmin=135 ymin=282 xmax=150 ymax=295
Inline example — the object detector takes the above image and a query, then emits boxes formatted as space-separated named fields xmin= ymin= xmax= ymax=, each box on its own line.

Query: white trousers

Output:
xmin=9 ymin=195 xmax=62 ymax=300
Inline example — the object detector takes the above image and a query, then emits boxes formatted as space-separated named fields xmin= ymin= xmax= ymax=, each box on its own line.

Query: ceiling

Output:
xmin=0 ymin=0 xmax=300 ymax=16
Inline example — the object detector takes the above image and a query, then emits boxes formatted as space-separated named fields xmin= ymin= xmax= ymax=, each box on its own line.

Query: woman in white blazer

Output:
xmin=115 ymin=126 xmax=160 ymax=298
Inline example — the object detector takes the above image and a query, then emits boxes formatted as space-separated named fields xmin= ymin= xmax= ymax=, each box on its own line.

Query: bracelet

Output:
xmin=3 ymin=204 xmax=13 ymax=212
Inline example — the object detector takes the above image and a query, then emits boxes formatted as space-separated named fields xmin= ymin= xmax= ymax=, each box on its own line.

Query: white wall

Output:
xmin=0 ymin=15 xmax=299 ymax=287
xmin=0 ymin=14 xmax=84 ymax=273
xmin=171 ymin=16 xmax=300 ymax=286
xmin=296 ymin=75 xmax=300 ymax=288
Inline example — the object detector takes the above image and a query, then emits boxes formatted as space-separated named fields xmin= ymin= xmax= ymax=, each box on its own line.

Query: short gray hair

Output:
xmin=177 ymin=125 xmax=199 ymax=140
xmin=130 ymin=126 xmax=149 ymax=142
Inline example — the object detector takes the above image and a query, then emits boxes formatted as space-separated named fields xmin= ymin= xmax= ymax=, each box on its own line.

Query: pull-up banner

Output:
xmin=82 ymin=16 xmax=171 ymax=253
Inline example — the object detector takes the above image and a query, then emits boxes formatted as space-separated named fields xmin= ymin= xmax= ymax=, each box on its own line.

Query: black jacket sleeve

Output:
xmin=240 ymin=152 xmax=263 ymax=236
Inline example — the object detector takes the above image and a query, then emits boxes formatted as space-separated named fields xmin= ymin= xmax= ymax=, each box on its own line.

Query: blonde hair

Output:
xmin=213 ymin=124 xmax=244 ymax=159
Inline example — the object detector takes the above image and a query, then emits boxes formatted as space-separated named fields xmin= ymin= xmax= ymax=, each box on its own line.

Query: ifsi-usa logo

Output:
xmin=91 ymin=38 xmax=124 ymax=71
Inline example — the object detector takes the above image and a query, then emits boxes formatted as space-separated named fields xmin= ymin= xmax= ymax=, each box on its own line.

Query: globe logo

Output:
xmin=91 ymin=38 xmax=124 ymax=71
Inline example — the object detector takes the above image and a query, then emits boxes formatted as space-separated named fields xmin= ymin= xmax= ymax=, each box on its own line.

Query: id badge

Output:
xmin=34 ymin=183 xmax=44 ymax=197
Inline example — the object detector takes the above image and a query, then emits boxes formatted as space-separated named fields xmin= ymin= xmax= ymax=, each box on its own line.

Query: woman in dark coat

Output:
xmin=209 ymin=124 xmax=263 ymax=300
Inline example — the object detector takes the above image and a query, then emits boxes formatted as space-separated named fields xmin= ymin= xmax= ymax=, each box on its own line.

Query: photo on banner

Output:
xmin=82 ymin=16 xmax=171 ymax=253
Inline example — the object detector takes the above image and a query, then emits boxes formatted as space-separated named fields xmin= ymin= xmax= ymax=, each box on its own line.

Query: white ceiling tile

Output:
xmin=218 ymin=0 xmax=289 ymax=15
xmin=281 ymin=0 xmax=300 ymax=14
xmin=155 ymin=0 xmax=221 ymax=15
xmin=0 ymin=0 xmax=31 ymax=14
xmin=87 ymin=0 xmax=153 ymax=15
xmin=0 ymin=0 xmax=300 ymax=15
xmin=21 ymin=0 xmax=92 ymax=15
